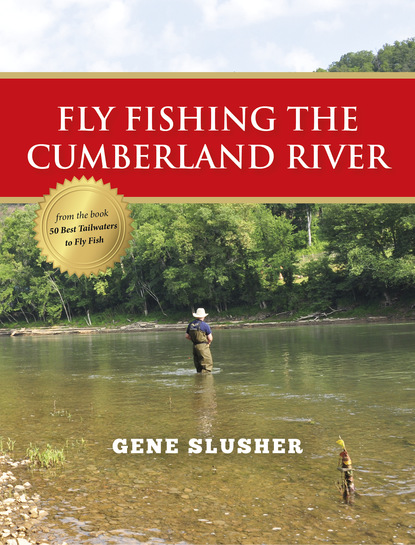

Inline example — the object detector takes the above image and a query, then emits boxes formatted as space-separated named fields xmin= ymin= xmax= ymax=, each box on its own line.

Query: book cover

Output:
xmin=0 ymin=4 xmax=414 ymax=545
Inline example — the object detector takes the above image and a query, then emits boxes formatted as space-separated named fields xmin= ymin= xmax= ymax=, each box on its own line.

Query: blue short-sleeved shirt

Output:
xmin=187 ymin=319 xmax=212 ymax=335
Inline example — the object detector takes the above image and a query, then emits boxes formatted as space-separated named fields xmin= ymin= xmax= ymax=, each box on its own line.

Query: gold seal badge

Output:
xmin=34 ymin=177 xmax=133 ymax=277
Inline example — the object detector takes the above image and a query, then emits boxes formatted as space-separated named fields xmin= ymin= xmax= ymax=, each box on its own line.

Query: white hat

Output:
xmin=193 ymin=308 xmax=208 ymax=318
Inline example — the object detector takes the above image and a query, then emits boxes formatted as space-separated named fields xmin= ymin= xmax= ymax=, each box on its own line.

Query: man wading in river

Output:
xmin=186 ymin=308 xmax=213 ymax=373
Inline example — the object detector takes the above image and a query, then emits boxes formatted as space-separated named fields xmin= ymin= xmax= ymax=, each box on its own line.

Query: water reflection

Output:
xmin=193 ymin=374 xmax=217 ymax=437
xmin=0 ymin=323 xmax=414 ymax=545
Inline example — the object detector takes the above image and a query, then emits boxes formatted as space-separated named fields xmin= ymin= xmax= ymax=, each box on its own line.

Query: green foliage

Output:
xmin=3 ymin=41 xmax=415 ymax=324
xmin=300 ymin=257 xmax=339 ymax=311
xmin=0 ymin=436 xmax=16 ymax=454
xmin=0 ymin=203 xmax=300 ymax=322
xmin=319 ymin=37 xmax=415 ymax=72
xmin=26 ymin=443 xmax=65 ymax=468
xmin=0 ymin=262 xmax=16 ymax=322
xmin=328 ymin=50 xmax=376 ymax=72
xmin=376 ymin=38 xmax=415 ymax=72
xmin=125 ymin=203 xmax=297 ymax=312
xmin=319 ymin=204 xmax=415 ymax=301
xmin=0 ymin=206 xmax=66 ymax=323
xmin=1 ymin=201 xmax=415 ymax=323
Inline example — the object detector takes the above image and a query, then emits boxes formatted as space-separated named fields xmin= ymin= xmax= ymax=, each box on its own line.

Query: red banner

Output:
xmin=1 ymin=75 xmax=414 ymax=199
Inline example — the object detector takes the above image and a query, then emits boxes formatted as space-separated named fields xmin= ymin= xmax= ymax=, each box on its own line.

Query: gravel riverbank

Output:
xmin=0 ymin=314 xmax=394 ymax=338
xmin=0 ymin=455 xmax=65 ymax=545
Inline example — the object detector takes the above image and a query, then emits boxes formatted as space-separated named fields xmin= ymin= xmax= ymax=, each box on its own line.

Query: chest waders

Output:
xmin=189 ymin=321 xmax=213 ymax=373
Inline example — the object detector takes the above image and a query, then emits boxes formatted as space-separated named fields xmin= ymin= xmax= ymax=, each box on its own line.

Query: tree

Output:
xmin=376 ymin=38 xmax=415 ymax=72
xmin=0 ymin=206 xmax=69 ymax=323
xmin=301 ymin=256 xmax=340 ymax=311
xmin=327 ymin=50 xmax=375 ymax=72
xmin=252 ymin=205 xmax=296 ymax=293
xmin=128 ymin=203 xmax=260 ymax=311
xmin=266 ymin=203 xmax=320 ymax=248
xmin=0 ymin=261 xmax=17 ymax=323
xmin=319 ymin=204 xmax=415 ymax=303
xmin=318 ymin=37 xmax=415 ymax=73
xmin=126 ymin=203 xmax=298 ymax=313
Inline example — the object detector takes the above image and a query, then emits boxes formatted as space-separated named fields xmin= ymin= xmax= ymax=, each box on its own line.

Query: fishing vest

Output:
xmin=188 ymin=320 xmax=208 ymax=345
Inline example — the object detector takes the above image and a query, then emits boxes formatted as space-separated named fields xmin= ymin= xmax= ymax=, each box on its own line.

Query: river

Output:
xmin=0 ymin=322 xmax=414 ymax=544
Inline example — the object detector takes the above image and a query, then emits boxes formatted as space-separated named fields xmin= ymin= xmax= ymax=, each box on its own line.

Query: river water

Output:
xmin=0 ymin=322 xmax=414 ymax=544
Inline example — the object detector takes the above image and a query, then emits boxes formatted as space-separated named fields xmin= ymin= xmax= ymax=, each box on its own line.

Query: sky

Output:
xmin=0 ymin=0 xmax=414 ymax=72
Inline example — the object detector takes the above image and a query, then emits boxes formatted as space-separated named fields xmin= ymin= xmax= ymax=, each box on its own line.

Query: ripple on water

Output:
xmin=2 ymin=324 xmax=415 ymax=545
xmin=158 ymin=368 xmax=199 ymax=376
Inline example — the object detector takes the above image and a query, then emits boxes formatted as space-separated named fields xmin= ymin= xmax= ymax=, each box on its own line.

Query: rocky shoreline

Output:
xmin=0 ymin=314 xmax=399 ymax=337
xmin=0 ymin=455 xmax=64 ymax=545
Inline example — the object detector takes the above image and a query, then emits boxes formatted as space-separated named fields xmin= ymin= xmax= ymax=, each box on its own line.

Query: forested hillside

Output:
xmin=317 ymin=37 xmax=415 ymax=72
xmin=0 ymin=203 xmax=414 ymax=325
xmin=1 ymin=40 xmax=415 ymax=326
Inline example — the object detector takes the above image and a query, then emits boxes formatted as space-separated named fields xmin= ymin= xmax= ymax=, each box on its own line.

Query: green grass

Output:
xmin=26 ymin=443 xmax=65 ymax=468
xmin=0 ymin=436 xmax=16 ymax=454
xmin=0 ymin=428 xmax=88 ymax=469
xmin=3 ymin=298 xmax=415 ymax=332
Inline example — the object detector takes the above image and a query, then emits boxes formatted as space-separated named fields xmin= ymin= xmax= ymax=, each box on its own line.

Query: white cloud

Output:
xmin=252 ymin=41 xmax=321 ymax=72
xmin=284 ymin=48 xmax=321 ymax=72
xmin=0 ymin=0 xmax=414 ymax=72
xmin=193 ymin=0 xmax=415 ymax=31
xmin=196 ymin=0 xmax=286 ymax=26
xmin=194 ymin=0 xmax=347 ymax=28
xmin=0 ymin=2 xmax=56 ymax=40
xmin=313 ymin=17 xmax=343 ymax=33
xmin=80 ymin=0 xmax=143 ymax=60
xmin=160 ymin=22 xmax=187 ymax=54
xmin=140 ymin=18 xmax=229 ymax=72
xmin=167 ymin=52 xmax=227 ymax=72
xmin=0 ymin=0 xmax=144 ymax=70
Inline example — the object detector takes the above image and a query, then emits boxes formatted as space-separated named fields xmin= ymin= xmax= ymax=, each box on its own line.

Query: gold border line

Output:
xmin=0 ymin=72 xmax=415 ymax=79
xmin=4 ymin=197 xmax=415 ymax=204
